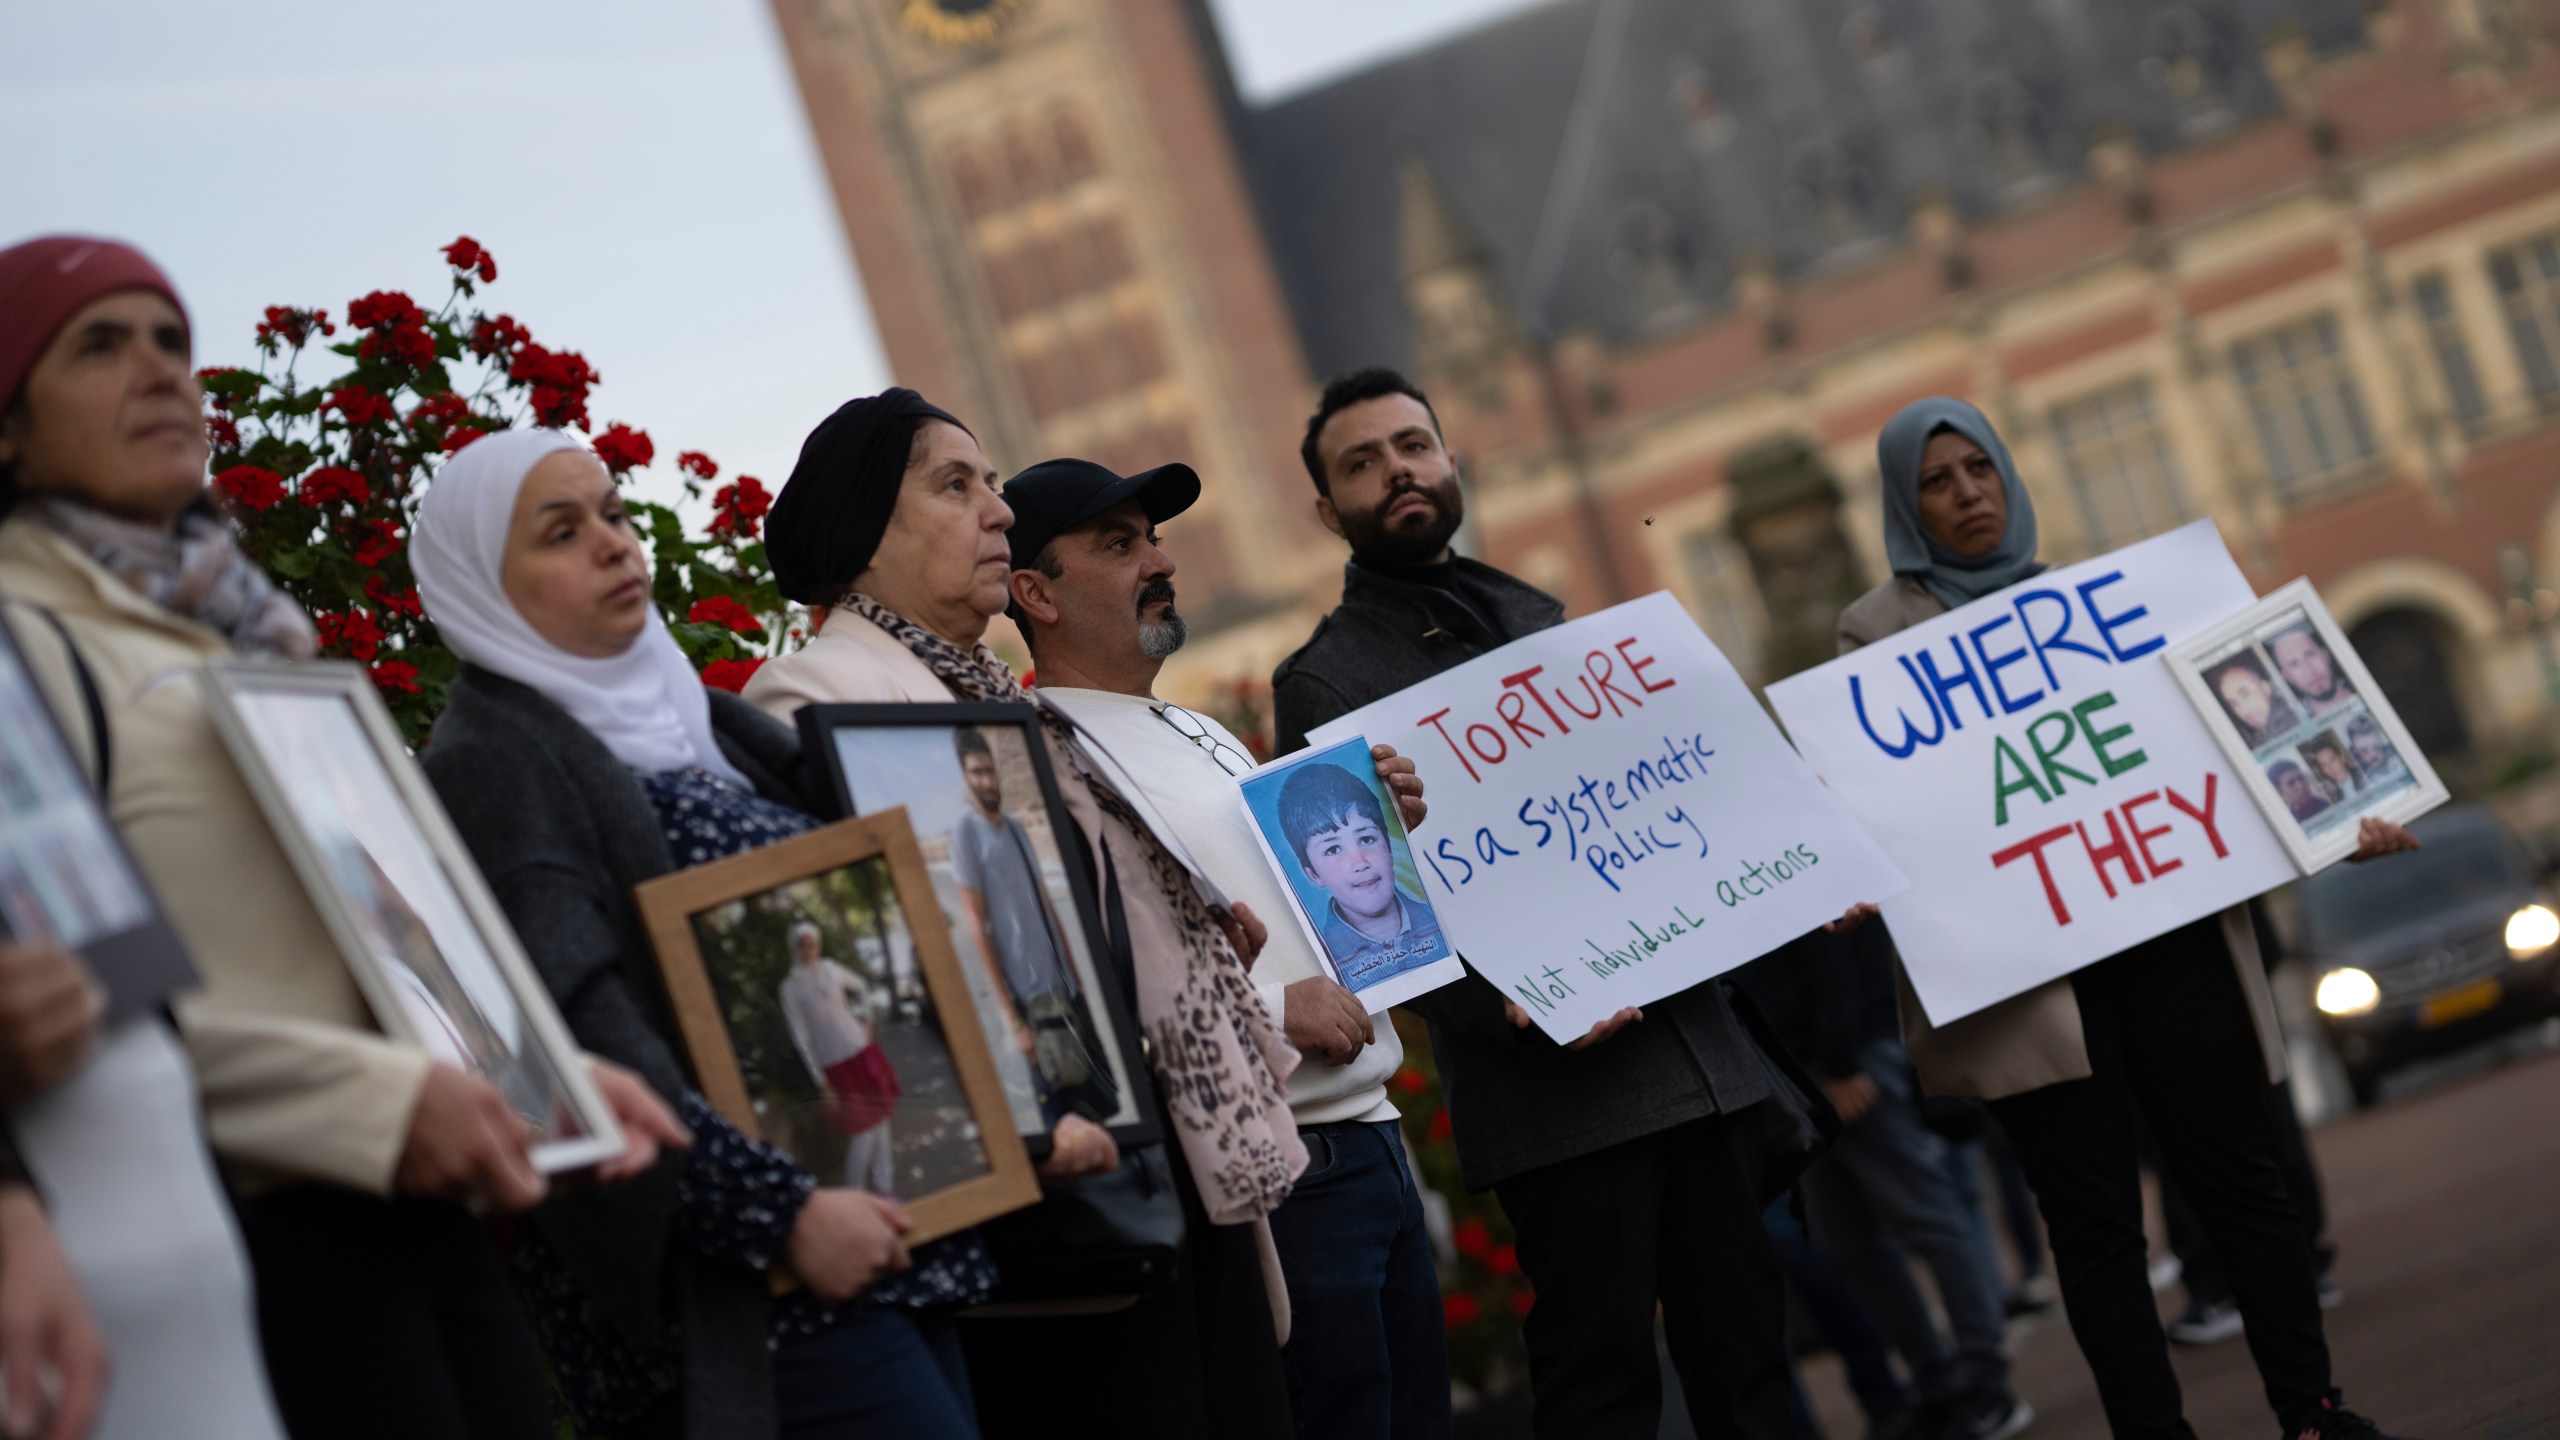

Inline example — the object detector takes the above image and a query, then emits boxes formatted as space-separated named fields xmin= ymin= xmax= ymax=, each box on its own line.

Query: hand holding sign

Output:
xmin=1309 ymin=593 xmax=1906 ymax=1042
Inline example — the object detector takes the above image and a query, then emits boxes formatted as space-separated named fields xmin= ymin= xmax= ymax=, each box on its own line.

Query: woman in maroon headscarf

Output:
xmin=0 ymin=234 xmax=680 ymax=1440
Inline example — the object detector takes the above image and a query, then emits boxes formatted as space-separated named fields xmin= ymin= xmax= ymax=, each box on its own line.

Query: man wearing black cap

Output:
xmin=1272 ymin=368 xmax=1813 ymax=1440
xmin=1005 ymin=457 xmax=1452 ymax=1440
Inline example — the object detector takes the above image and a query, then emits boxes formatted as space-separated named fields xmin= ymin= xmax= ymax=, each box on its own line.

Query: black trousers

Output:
xmin=1492 ymin=1106 xmax=1791 ymax=1440
xmin=1989 ymin=920 xmax=2335 ymax=1439
xmin=239 ymin=1186 xmax=551 ymax=1440
xmin=2164 ymin=1076 xmax=2331 ymax=1307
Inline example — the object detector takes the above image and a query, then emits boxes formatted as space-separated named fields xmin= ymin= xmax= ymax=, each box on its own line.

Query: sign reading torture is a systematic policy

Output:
xmin=1764 ymin=521 xmax=2296 ymax=1026
xmin=1306 ymin=592 xmax=1906 ymax=1042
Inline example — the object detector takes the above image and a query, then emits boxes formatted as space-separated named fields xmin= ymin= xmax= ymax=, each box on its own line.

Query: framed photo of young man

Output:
xmin=796 ymin=703 xmax=1156 ymax=1154
xmin=2168 ymin=580 xmax=2448 ymax=871
xmin=633 ymin=810 xmax=1040 ymax=1245
xmin=198 ymin=660 xmax=624 ymax=1174
xmin=0 ymin=609 xmax=195 ymax=1018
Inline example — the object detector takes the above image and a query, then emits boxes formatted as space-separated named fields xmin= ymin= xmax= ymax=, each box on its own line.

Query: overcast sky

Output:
xmin=2 ymin=0 xmax=1545 ymax=500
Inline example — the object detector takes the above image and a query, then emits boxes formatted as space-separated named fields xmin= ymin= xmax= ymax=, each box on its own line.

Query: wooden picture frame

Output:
xmin=2167 ymin=579 xmax=2450 ymax=873
xmin=634 ymin=810 xmax=1039 ymax=1246
xmin=796 ymin=702 xmax=1160 ymax=1152
xmin=199 ymin=660 xmax=623 ymax=1174
xmin=0 ymin=609 xmax=196 ymax=1020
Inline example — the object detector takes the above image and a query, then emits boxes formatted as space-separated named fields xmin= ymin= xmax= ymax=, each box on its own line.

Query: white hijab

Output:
xmin=412 ymin=428 xmax=748 ymax=786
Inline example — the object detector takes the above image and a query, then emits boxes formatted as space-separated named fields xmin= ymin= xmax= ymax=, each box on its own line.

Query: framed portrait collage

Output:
xmin=2168 ymin=579 xmax=2448 ymax=872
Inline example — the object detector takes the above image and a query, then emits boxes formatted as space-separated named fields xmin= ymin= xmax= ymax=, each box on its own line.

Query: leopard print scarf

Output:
xmin=840 ymin=596 xmax=1304 ymax=1223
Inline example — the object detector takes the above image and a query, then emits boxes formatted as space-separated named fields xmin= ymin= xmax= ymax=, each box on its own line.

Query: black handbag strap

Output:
xmin=6 ymin=601 xmax=112 ymax=797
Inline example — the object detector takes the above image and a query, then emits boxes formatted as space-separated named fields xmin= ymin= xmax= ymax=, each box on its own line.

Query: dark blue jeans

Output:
xmin=1802 ymin=1040 xmax=2013 ymax=1409
xmin=775 ymin=1307 xmax=978 ymax=1440
xmin=1266 ymin=1119 xmax=1453 ymax=1440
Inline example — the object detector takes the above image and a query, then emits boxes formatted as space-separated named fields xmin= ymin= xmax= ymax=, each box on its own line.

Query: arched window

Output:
xmin=1962 ymin=73 xmax=2054 ymax=192
xmin=2347 ymin=608 xmax=2473 ymax=759
xmin=1781 ymin=144 xmax=1877 ymax=259
xmin=2140 ymin=6 xmax=2235 ymax=134
xmin=1052 ymin=105 xmax=1101 ymax=184
xmin=1002 ymin=119 xmax=1053 ymax=202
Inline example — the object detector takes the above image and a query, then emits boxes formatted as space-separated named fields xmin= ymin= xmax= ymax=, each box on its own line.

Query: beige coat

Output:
xmin=0 ymin=518 xmax=429 ymax=1194
xmin=1838 ymin=575 xmax=2287 ymax=1101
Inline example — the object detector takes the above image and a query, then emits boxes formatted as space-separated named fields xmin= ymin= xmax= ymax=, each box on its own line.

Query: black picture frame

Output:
xmin=0 ymin=610 xmax=195 ymax=1021
xmin=798 ymin=702 xmax=1161 ymax=1152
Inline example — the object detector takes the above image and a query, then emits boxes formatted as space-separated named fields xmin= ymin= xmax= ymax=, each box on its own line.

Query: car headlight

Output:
xmin=2315 ymin=967 xmax=2380 ymax=1017
xmin=2506 ymin=903 xmax=2559 ymax=959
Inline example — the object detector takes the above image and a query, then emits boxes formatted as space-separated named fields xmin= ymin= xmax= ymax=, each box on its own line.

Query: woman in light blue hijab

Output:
xmin=1833 ymin=398 xmax=2425 ymax=1440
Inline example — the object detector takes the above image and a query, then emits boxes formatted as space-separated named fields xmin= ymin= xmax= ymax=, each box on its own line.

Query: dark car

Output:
xmin=2296 ymin=805 xmax=2560 ymax=1105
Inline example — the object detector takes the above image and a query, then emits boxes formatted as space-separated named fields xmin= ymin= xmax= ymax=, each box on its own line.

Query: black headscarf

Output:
xmin=766 ymin=387 xmax=970 ymax=606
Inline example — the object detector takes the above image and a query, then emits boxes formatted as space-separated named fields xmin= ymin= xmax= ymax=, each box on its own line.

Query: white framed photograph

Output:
xmin=2167 ymin=579 xmax=2448 ymax=873
xmin=1235 ymin=733 xmax=1463 ymax=1013
xmin=0 ymin=611 xmax=196 ymax=1018
xmin=199 ymin=661 xmax=623 ymax=1174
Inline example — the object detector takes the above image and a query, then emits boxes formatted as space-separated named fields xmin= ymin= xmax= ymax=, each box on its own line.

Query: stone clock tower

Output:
xmin=768 ymin=0 xmax=1331 ymax=680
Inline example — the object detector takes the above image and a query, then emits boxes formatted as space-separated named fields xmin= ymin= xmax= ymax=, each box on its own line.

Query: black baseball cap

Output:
xmin=1001 ymin=457 xmax=1201 ymax=570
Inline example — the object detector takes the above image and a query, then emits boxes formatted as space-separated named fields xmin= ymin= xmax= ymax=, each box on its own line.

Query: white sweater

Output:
xmin=1042 ymin=688 xmax=1403 ymax=1127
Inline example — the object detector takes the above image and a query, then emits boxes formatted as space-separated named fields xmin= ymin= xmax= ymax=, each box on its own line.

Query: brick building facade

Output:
xmin=775 ymin=0 xmax=2560 ymax=771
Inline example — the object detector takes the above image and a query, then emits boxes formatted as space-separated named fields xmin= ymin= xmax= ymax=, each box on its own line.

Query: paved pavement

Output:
xmin=1800 ymin=1036 xmax=2560 ymax=1440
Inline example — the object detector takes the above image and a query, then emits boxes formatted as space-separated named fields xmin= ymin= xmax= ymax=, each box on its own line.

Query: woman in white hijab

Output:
xmin=415 ymin=430 xmax=1095 ymax=1440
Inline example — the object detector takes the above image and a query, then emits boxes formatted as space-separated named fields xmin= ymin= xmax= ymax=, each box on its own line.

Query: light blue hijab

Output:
xmin=1877 ymin=397 xmax=2043 ymax=609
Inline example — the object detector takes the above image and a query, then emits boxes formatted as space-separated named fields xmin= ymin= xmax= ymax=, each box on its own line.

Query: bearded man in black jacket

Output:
xmin=1271 ymin=368 xmax=1818 ymax=1440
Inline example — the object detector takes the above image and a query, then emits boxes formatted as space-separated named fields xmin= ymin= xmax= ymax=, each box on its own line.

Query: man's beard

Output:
xmin=1341 ymin=479 xmax=1464 ymax=567
xmin=1137 ymin=577 xmax=1187 ymax=659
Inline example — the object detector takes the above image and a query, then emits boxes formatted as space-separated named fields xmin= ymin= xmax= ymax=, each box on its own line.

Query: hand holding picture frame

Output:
xmin=796 ymin=703 xmax=1158 ymax=1154
xmin=2167 ymin=579 xmax=2448 ymax=872
xmin=0 ymin=610 xmax=195 ymax=1019
xmin=199 ymin=660 xmax=623 ymax=1174
xmin=633 ymin=810 xmax=1039 ymax=1246
xmin=1236 ymin=733 xmax=1464 ymax=1013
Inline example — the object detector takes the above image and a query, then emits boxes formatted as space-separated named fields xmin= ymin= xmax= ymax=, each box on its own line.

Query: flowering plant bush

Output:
xmin=203 ymin=237 xmax=788 ymax=742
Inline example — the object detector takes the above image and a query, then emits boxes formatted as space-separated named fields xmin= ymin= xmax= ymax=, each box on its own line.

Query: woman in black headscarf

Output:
xmin=1836 ymin=398 xmax=2418 ymax=1440
xmin=747 ymin=390 xmax=1304 ymax=1440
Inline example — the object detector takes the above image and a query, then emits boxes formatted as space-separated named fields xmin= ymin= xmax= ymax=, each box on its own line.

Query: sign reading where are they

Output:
xmin=1308 ymin=592 xmax=1906 ymax=1042
xmin=1765 ymin=521 xmax=2295 ymax=1027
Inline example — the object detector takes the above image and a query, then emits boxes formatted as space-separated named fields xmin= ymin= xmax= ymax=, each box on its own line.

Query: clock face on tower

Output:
xmin=900 ymin=0 xmax=1027 ymax=48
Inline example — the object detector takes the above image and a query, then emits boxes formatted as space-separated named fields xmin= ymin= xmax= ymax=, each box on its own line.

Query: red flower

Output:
xmin=1443 ymin=1293 xmax=1480 ymax=1327
xmin=360 ymin=325 xmax=436 ymax=369
xmin=1453 ymin=1218 xmax=1492 ymax=1260
xmin=677 ymin=450 xmax=718 ymax=481
xmin=708 ymin=475 xmax=772 ymax=540
xmin=370 ymin=660 xmax=421 ymax=696
xmin=410 ymin=391 xmax=470 ymax=429
xmin=346 ymin=290 xmax=425 ymax=332
xmin=510 ymin=343 xmax=598 ymax=429
xmin=301 ymin=466 xmax=370 ymax=507
xmin=315 ymin=609 xmax=386 ymax=663
xmin=591 ymin=423 xmax=654 ymax=473
xmin=1509 ymin=1290 xmax=1534 ymax=1318
xmin=701 ymin=658 xmax=766 ymax=693
xmin=1488 ymin=1245 xmax=1520 ymax=1276
xmin=353 ymin=519 xmax=403 ymax=568
xmin=214 ymin=465 xmax=286 ymax=512
xmin=440 ymin=423 xmax=490 ymax=455
xmin=205 ymin=413 xmax=240 ymax=449
xmin=365 ymin=578 xmax=422 ymax=618
xmin=1390 ymin=1068 xmax=1427 ymax=1095
xmin=1428 ymin=1109 xmax=1452 ymax=1143
xmin=327 ymin=386 xmax=397 ymax=427
xmin=254 ymin=305 xmax=335 ymax=347
xmin=469 ymin=312 xmax=532 ymax=359
xmin=687 ymin=596 xmax=764 ymax=635
xmin=440 ymin=235 xmax=498 ymax=283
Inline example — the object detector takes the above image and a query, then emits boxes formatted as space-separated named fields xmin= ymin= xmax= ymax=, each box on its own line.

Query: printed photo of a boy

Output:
xmin=1275 ymin=760 xmax=1445 ymax=989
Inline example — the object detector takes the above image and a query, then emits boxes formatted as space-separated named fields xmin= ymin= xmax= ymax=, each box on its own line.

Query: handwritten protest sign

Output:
xmin=1307 ymin=592 xmax=1906 ymax=1042
xmin=1765 ymin=521 xmax=2294 ymax=1026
